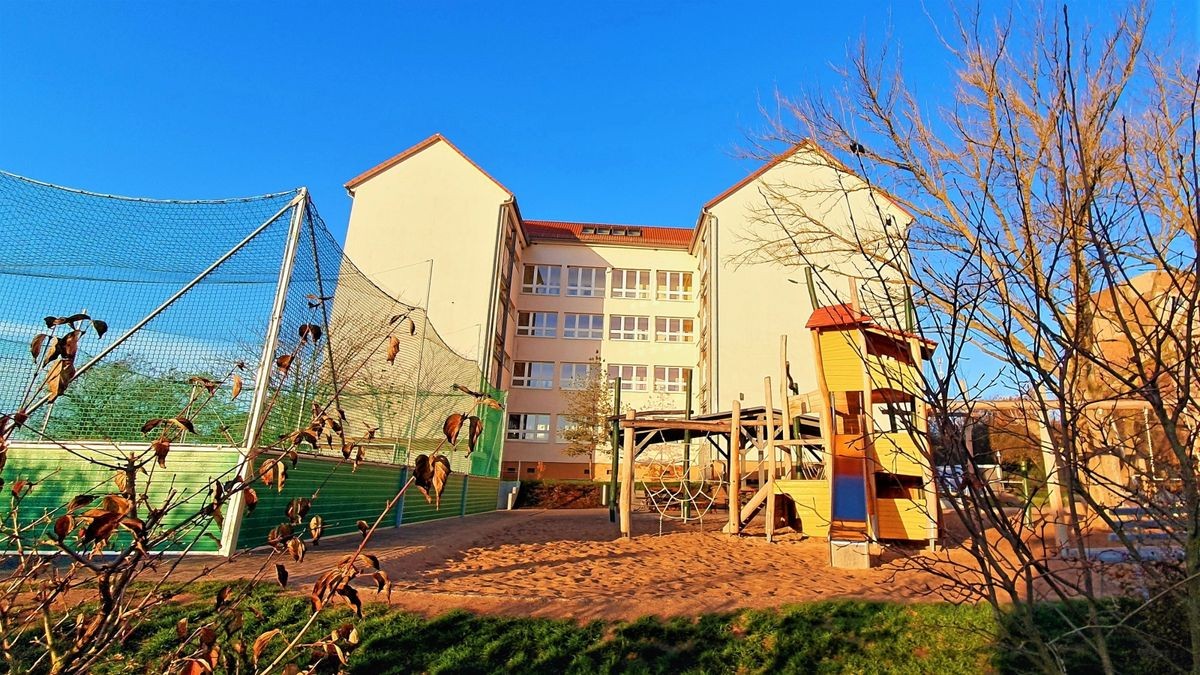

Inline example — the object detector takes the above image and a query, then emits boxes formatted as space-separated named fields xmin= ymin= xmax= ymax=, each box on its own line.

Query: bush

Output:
xmin=515 ymin=479 xmax=604 ymax=509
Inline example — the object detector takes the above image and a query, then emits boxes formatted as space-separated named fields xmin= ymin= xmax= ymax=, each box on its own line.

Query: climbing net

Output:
xmin=636 ymin=434 xmax=724 ymax=534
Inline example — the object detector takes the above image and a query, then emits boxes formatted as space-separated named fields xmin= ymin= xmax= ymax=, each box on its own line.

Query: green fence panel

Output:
xmin=236 ymin=455 xmax=404 ymax=549
xmin=401 ymin=473 xmax=465 ymax=524
xmin=464 ymin=476 xmax=499 ymax=515
xmin=1 ymin=444 xmax=236 ymax=553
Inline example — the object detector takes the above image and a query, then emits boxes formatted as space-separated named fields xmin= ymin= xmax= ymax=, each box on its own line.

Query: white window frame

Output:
xmin=560 ymin=362 xmax=596 ymax=390
xmin=516 ymin=311 xmax=557 ymax=337
xmin=563 ymin=313 xmax=604 ymax=340
xmin=655 ymin=317 xmax=695 ymax=343
xmin=506 ymin=413 xmax=551 ymax=442
xmin=656 ymin=270 xmax=694 ymax=301
xmin=607 ymin=364 xmax=648 ymax=392
xmin=512 ymin=361 xmax=554 ymax=389
xmin=566 ymin=266 xmax=606 ymax=297
xmin=611 ymin=268 xmax=650 ymax=299
xmin=609 ymin=315 xmax=650 ymax=341
xmin=655 ymin=366 xmax=691 ymax=393
xmin=521 ymin=264 xmax=561 ymax=295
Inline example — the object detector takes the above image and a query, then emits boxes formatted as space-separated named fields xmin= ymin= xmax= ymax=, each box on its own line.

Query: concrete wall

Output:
xmin=342 ymin=139 xmax=510 ymax=360
xmin=703 ymin=146 xmax=911 ymax=410
xmin=501 ymin=240 xmax=700 ymax=480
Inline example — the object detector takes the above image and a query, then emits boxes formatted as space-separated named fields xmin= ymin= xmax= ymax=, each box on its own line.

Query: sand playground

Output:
xmin=191 ymin=508 xmax=975 ymax=622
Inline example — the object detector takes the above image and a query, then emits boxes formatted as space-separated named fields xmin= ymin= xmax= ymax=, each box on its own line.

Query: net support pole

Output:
xmin=619 ymin=408 xmax=636 ymax=538
xmin=764 ymin=377 xmax=777 ymax=544
xmin=609 ymin=377 xmax=621 ymax=523
xmin=219 ymin=189 xmax=309 ymax=557
xmin=403 ymin=259 xmax=434 ymax=464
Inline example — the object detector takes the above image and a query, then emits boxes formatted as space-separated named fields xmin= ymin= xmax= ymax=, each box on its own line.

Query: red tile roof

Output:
xmin=805 ymin=303 xmax=872 ymax=329
xmin=523 ymin=220 xmax=693 ymax=248
xmin=806 ymin=302 xmax=937 ymax=349
xmin=344 ymin=133 xmax=513 ymax=197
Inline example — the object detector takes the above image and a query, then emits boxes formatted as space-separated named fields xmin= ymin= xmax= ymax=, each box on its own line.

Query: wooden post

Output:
xmin=619 ymin=409 xmax=636 ymax=538
xmin=779 ymin=336 xmax=793 ymax=479
xmin=764 ymin=377 xmax=777 ymax=543
xmin=728 ymin=399 xmax=742 ymax=535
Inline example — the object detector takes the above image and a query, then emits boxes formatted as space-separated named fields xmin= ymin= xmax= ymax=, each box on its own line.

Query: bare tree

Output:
xmin=560 ymin=354 xmax=613 ymax=459
xmin=738 ymin=2 xmax=1198 ymax=672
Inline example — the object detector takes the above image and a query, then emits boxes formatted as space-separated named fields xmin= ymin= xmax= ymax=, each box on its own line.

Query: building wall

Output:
xmin=342 ymin=139 xmax=510 ymax=360
xmin=501 ymin=240 xmax=700 ymax=481
xmin=703 ymin=147 xmax=911 ymax=411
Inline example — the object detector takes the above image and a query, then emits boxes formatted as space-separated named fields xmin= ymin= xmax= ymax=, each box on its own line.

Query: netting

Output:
xmin=0 ymin=171 xmax=503 ymax=477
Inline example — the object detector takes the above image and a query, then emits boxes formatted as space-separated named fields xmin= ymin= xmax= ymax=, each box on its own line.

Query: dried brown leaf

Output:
xmin=66 ymin=494 xmax=95 ymax=511
xmin=244 ymin=487 xmax=259 ymax=513
xmin=189 ymin=376 xmax=218 ymax=396
xmin=215 ymin=585 xmax=231 ymax=611
xmin=29 ymin=334 xmax=48 ymax=362
xmin=53 ymin=515 xmax=73 ymax=540
xmin=176 ymin=617 xmax=189 ymax=640
xmin=151 ymin=437 xmax=170 ymax=468
xmin=81 ymin=511 xmax=121 ymax=545
xmin=287 ymin=537 xmax=305 ymax=563
xmin=298 ymin=323 xmax=323 ymax=343
xmin=91 ymin=319 xmax=108 ymax=338
xmin=276 ymin=353 xmax=294 ymax=374
xmin=442 ymin=413 xmax=464 ymax=446
xmin=356 ymin=520 xmax=369 ymax=538
xmin=230 ymin=373 xmax=243 ymax=400
xmin=467 ymin=415 xmax=483 ymax=455
xmin=252 ymin=628 xmax=282 ymax=666
xmin=309 ymin=515 xmax=323 ymax=545
xmin=386 ymin=335 xmax=400 ymax=364
xmin=45 ymin=359 xmax=74 ymax=401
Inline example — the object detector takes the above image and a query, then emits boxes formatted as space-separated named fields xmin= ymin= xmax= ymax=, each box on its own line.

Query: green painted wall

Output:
xmin=236 ymin=456 xmax=406 ymax=550
xmin=1 ymin=444 xmax=236 ymax=553
xmin=401 ymin=474 xmax=464 ymax=524
xmin=464 ymin=476 xmax=499 ymax=515
xmin=2 ymin=446 xmax=501 ymax=555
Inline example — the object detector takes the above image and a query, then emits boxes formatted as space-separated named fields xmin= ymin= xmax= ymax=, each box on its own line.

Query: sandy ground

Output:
xmin=184 ymin=509 xmax=968 ymax=622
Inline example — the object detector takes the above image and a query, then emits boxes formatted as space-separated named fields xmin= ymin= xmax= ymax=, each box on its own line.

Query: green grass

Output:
xmin=19 ymin=583 xmax=1191 ymax=674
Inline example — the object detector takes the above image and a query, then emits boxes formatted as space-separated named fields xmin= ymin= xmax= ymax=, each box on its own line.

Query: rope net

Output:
xmin=0 ymin=171 xmax=502 ymax=478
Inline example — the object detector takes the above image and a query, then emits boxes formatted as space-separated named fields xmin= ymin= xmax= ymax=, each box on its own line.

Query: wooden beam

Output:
xmin=728 ymin=399 xmax=742 ymax=536
xmin=764 ymin=377 xmax=778 ymax=543
xmin=620 ymin=409 xmax=636 ymax=538
xmin=779 ymin=336 xmax=793 ymax=481
xmin=619 ymin=419 xmax=732 ymax=433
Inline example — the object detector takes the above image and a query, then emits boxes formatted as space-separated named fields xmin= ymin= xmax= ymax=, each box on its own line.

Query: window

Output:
xmin=512 ymin=361 xmax=554 ymax=389
xmin=556 ymin=416 xmax=574 ymax=443
xmin=873 ymin=393 xmax=915 ymax=434
xmin=521 ymin=265 xmax=561 ymax=295
xmin=566 ymin=266 xmax=606 ymax=297
xmin=609 ymin=315 xmax=650 ymax=341
xmin=560 ymin=362 xmax=597 ymax=390
xmin=563 ymin=313 xmax=604 ymax=339
xmin=516 ymin=311 xmax=557 ymax=337
xmin=657 ymin=271 xmax=694 ymax=301
xmin=655 ymin=317 xmax=695 ymax=343
xmin=607 ymin=364 xmax=648 ymax=391
xmin=655 ymin=366 xmax=692 ymax=393
xmin=611 ymin=269 xmax=650 ymax=299
xmin=507 ymin=413 xmax=551 ymax=441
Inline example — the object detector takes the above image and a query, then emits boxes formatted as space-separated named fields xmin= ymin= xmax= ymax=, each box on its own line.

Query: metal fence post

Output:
xmin=220 ymin=190 xmax=308 ymax=557
xmin=396 ymin=466 xmax=409 ymax=527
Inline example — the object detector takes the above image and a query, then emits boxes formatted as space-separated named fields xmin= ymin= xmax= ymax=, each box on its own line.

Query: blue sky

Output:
xmin=2 ymin=1 xmax=1196 ymax=242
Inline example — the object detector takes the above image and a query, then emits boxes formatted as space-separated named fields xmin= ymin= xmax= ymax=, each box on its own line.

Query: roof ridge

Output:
xmin=344 ymin=133 xmax=513 ymax=197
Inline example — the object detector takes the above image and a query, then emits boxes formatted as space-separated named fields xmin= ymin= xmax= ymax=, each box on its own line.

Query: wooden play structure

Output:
xmin=615 ymin=304 xmax=940 ymax=569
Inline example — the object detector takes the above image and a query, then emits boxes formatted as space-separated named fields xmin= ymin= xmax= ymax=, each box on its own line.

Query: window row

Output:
xmin=511 ymin=361 xmax=692 ymax=393
xmin=521 ymin=265 xmax=694 ymax=300
xmin=516 ymin=311 xmax=695 ymax=342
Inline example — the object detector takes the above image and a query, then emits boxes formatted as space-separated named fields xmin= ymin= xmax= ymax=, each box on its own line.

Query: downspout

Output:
xmin=481 ymin=199 xmax=513 ymax=387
